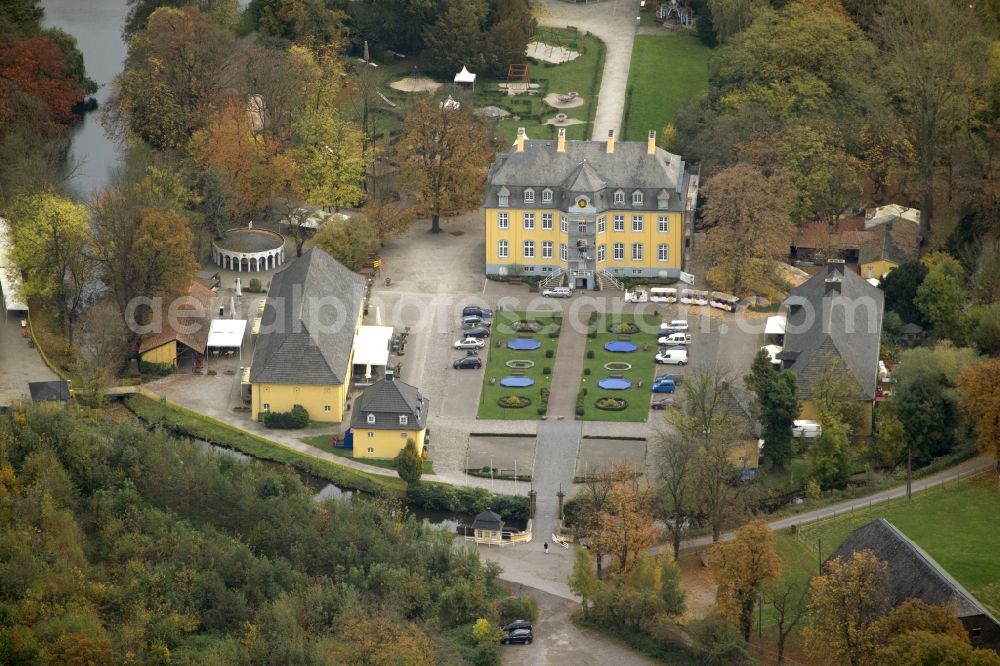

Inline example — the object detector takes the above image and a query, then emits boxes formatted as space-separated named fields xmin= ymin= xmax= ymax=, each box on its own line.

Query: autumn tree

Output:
xmin=806 ymin=549 xmax=890 ymax=666
xmin=483 ymin=19 xmax=531 ymax=77
xmin=226 ymin=40 xmax=313 ymax=142
xmin=309 ymin=216 xmax=378 ymax=272
xmin=873 ymin=0 xmax=989 ymax=241
xmin=394 ymin=438 xmax=423 ymax=485
xmin=0 ymin=36 xmax=85 ymax=135
xmin=124 ymin=0 xmax=241 ymax=37
xmin=247 ymin=0 xmax=346 ymax=49
xmin=874 ymin=601 xmax=1000 ymax=666
xmin=569 ymin=547 xmax=597 ymax=615
xmin=811 ymin=356 xmax=865 ymax=431
xmin=362 ymin=195 xmax=416 ymax=246
xmin=708 ymin=520 xmax=782 ymax=641
xmin=706 ymin=0 xmax=764 ymax=44
xmin=400 ymin=96 xmax=495 ymax=233
xmin=957 ymin=359 xmax=1000 ymax=461
xmin=701 ymin=164 xmax=796 ymax=294
xmin=915 ymin=252 xmax=966 ymax=338
xmin=654 ymin=426 xmax=698 ymax=560
xmin=292 ymin=106 xmax=365 ymax=211
xmin=768 ymin=581 xmax=809 ymax=665
xmin=9 ymin=192 xmax=92 ymax=339
xmin=589 ymin=461 xmax=660 ymax=576
xmin=333 ymin=615 xmax=435 ymax=666
xmin=106 ymin=6 xmax=233 ymax=149
xmin=576 ymin=467 xmax=614 ymax=580
xmin=779 ymin=123 xmax=863 ymax=223
xmin=189 ymin=103 xmax=296 ymax=224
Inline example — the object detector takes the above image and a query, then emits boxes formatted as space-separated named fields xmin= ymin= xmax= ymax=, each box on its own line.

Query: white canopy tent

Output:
xmin=764 ymin=315 xmax=786 ymax=337
xmin=0 ymin=218 xmax=27 ymax=319
xmin=207 ymin=319 xmax=248 ymax=360
xmin=353 ymin=325 xmax=393 ymax=379
xmin=761 ymin=344 xmax=783 ymax=366
xmin=454 ymin=66 xmax=476 ymax=87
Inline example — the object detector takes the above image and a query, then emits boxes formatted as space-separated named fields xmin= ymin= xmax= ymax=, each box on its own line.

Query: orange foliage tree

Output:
xmin=708 ymin=520 xmax=782 ymax=641
xmin=589 ymin=461 xmax=661 ymax=576
xmin=957 ymin=358 xmax=1000 ymax=461
xmin=0 ymin=36 xmax=83 ymax=133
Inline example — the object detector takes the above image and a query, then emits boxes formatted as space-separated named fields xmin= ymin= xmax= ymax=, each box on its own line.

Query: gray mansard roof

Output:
xmin=350 ymin=373 xmax=429 ymax=430
xmin=249 ymin=248 xmax=365 ymax=386
xmin=484 ymin=138 xmax=689 ymax=213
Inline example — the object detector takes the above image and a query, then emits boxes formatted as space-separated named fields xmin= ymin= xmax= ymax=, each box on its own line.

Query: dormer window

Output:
xmin=498 ymin=186 xmax=509 ymax=208
xmin=632 ymin=190 xmax=643 ymax=206
xmin=657 ymin=190 xmax=670 ymax=209
xmin=614 ymin=190 xmax=625 ymax=205
xmin=366 ymin=413 xmax=376 ymax=424
xmin=542 ymin=188 xmax=553 ymax=203
xmin=524 ymin=188 xmax=535 ymax=204
xmin=399 ymin=415 xmax=408 ymax=425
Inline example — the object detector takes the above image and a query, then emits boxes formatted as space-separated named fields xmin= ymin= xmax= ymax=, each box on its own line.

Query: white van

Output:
xmin=658 ymin=332 xmax=691 ymax=346
xmin=660 ymin=320 xmax=689 ymax=333
xmin=655 ymin=349 xmax=688 ymax=365
xmin=791 ymin=420 xmax=822 ymax=438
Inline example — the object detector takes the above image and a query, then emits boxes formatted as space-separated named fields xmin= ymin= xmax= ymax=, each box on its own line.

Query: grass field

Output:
xmin=477 ymin=312 xmax=561 ymax=420
xmin=580 ymin=313 xmax=660 ymax=422
xmin=491 ymin=28 xmax=606 ymax=143
xmin=621 ymin=33 xmax=710 ymax=142
xmin=792 ymin=473 xmax=1000 ymax=617
xmin=300 ymin=434 xmax=434 ymax=474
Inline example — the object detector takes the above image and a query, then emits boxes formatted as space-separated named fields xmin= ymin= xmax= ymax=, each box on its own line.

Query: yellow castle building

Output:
xmin=483 ymin=128 xmax=698 ymax=289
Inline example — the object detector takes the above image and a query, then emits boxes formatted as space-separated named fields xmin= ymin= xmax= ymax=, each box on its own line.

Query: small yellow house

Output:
xmin=349 ymin=370 xmax=429 ymax=459
xmin=249 ymin=248 xmax=365 ymax=423
xmin=138 ymin=281 xmax=215 ymax=367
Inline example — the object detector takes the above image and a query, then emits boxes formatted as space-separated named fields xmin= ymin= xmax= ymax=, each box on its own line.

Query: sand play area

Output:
xmin=527 ymin=41 xmax=581 ymax=64
xmin=389 ymin=77 xmax=442 ymax=93
xmin=545 ymin=115 xmax=586 ymax=127
xmin=544 ymin=92 xmax=586 ymax=109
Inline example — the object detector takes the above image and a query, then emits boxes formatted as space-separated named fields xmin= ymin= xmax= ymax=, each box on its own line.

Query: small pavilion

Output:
xmin=213 ymin=228 xmax=285 ymax=273
xmin=454 ymin=66 xmax=476 ymax=89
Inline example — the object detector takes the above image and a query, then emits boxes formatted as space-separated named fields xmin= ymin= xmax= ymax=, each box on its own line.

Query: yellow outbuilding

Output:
xmin=349 ymin=371 xmax=429 ymax=459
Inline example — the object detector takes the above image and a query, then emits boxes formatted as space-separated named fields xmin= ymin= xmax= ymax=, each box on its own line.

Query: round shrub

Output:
xmin=575 ymin=406 xmax=585 ymax=417
xmin=497 ymin=395 xmax=531 ymax=408
xmin=583 ymin=368 xmax=591 ymax=375
xmin=545 ymin=349 xmax=554 ymax=358
xmin=542 ymin=367 xmax=551 ymax=375
xmin=586 ymin=350 xmax=595 ymax=359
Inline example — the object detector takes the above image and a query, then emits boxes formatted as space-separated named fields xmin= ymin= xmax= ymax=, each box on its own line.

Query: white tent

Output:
xmin=764 ymin=315 xmax=786 ymax=336
xmin=761 ymin=344 xmax=783 ymax=366
xmin=454 ymin=66 xmax=476 ymax=86
xmin=352 ymin=325 xmax=393 ymax=379
xmin=207 ymin=319 xmax=248 ymax=359
xmin=0 ymin=218 xmax=27 ymax=318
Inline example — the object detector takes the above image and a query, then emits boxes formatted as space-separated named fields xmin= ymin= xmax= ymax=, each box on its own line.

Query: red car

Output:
xmin=651 ymin=397 xmax=675 ymax=410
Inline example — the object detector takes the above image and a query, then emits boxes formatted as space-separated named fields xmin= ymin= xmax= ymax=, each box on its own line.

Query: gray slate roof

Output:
xmin=484 ymin=138 xmax=688 ymax=213
xmin=781 ymin=263 xmax=884 ymax=400
xmin=473 ymin=509 xmax=504 ymax=530
xmin=249 ymin=249 xmax=365 ymax=386
xmin=350 ymin=373 xmax=429 ymax=430
xmin=829 ymin=519 xmax=999 ymax=622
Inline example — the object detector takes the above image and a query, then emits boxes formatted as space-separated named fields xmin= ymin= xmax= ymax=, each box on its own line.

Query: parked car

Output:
xmin=658 ymin=332 xmax=691 ymax=346
xmin=453 ymin=356 xmax=482 ymax=369
xmin=542 ymin=286 xmax=572 ymax=298
xmin=651 ymin=397 xmax=675 ymax=410
xmin=502 ymin=620 xmax=532 ymax=632
xmin=500 ymin=628 xmax=533 ymax=645
xmin=652 ymin=379 xmax=677 ymax=393
xmin=655 ymin=349 xmax=688 ymax=365
xmin=463 ymin=305 xmax=493 ymax=318
xmin=659 ymin=320 xmax=689 ymax=333
xmin=464 ymin=326 xmax=491 ymax=338
xmin=454 ymin=337 xmax=486 ymax=350
xmin=655 ymin=373 xmax=683 ymax=385
xmin=462 ymin=315 xmax=491 ymax=328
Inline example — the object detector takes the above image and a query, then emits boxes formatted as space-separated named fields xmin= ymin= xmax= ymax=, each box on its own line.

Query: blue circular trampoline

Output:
xmin=604 ymin=340 xmax=637 ymax=353
xmin=500 ymin=376 xmax=535 ymax=387
xmin=598 ymin=377 xmax=632 ymax=390
xmin=507 ymin=338 xmax=541 ymax=351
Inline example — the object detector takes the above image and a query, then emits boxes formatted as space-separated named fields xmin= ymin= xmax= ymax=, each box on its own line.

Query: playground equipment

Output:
xmin=506 ymin=63 xmax=530 ymax=94
xmin=658 ymin=0 xmax=693 ymax=27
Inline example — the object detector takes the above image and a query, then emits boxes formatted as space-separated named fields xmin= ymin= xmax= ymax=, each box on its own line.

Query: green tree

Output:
xmin=807 ymin=420 xmax=853 ymax=489
xmin=779 ymin=123 xmax=863 ymax=223
xmin=394 ymin=438 xmax=423 ymax=485
xmin=806 ymin=549 xmax=890 ymax=666
xmin=759 ymin=370 xmax=799 ymax=470
xmin=198 ymin=170 xmax=229 ymax=239
xmin=400 ymin=96 xmax=496 ymax=233
xmin=708 ymin=520 xmax=782 ymax=641
xmin=810 ymin=356 xmax=864 ymax=431
xmin=881 ymin=260 xmax=928 ymax=325
xmin=292 ymin=107 xmax=365 ymax=211
xmin=915 ymin=252 xmax=965 ymax=338
xmin=707 ymin=0 xmax=766 ymax=44
xmin=569 ymin=547 xmax=597 ymax=614
xmin=9 ymin=192 xmax=92 ymax=339
xmin=701 ymin=163 xmax=796 ymax=294
xmin=659 ymin=557 xmax=686 ymax=616
xmin=247 ymin=0 xmax=346 ymax=48
xmin=745 ymin=347 xmax=776 ymax=399
xmin=482 ymin=18 xmax=530 ymax=77
xmin=873 ymin=399 xmax=907 ymax=467
xmin=972 ymin=303 xmax=1000 ymax=355
xmin=309 ymin=216 xmax=378 ymax=272
xmin=421 ymin=0 xmax=484 ymax=77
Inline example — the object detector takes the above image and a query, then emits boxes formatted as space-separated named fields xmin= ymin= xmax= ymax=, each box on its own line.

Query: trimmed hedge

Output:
xmin=263 ymin=404 xmax=309 ymax=429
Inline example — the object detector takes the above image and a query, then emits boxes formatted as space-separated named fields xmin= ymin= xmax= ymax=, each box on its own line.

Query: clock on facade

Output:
xmin=577 ymin=198 xmax=587 ymax=208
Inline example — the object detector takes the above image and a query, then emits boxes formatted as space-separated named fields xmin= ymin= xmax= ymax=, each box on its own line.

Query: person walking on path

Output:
xmin=544 ymin=542 xmax=549 ymax=554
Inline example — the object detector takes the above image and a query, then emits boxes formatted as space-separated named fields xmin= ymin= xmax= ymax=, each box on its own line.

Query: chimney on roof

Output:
xmin=647 ymin=130 xmax=656 ymax=155
xmin=606 ymin=129 xmax=615 ymax=154
xmin=515 ymin=128 xmax=526 ymax=152
xmin=557 ymin=127 xmax=566 ymax=153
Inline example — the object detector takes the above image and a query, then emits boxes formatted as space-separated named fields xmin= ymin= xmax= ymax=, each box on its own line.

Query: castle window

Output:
xmin=367 ymin=413 xmax=376 ymax=424
xmin=524 ymin=188 xmax=535 ymax=204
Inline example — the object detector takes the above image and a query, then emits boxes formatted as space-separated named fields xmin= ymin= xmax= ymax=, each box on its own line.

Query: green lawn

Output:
xmin=794 ymin=474 xmax=1000 ymax=617
xmin=477 ymin=312 xmax=561 ymax=420
xmin=580 ymin=313 xmax=660 ymax=422
xmin=621 ymin=33 xmax=710 ymax=142
xmin=300 ymin=434 xmax=434 ymax=474
xmin=490 ymin=28 xmax=606 ymax=143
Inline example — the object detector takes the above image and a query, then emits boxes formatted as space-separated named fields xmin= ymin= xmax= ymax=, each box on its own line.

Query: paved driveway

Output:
xmin=0 ymin=318 xmax=59 ymax=405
